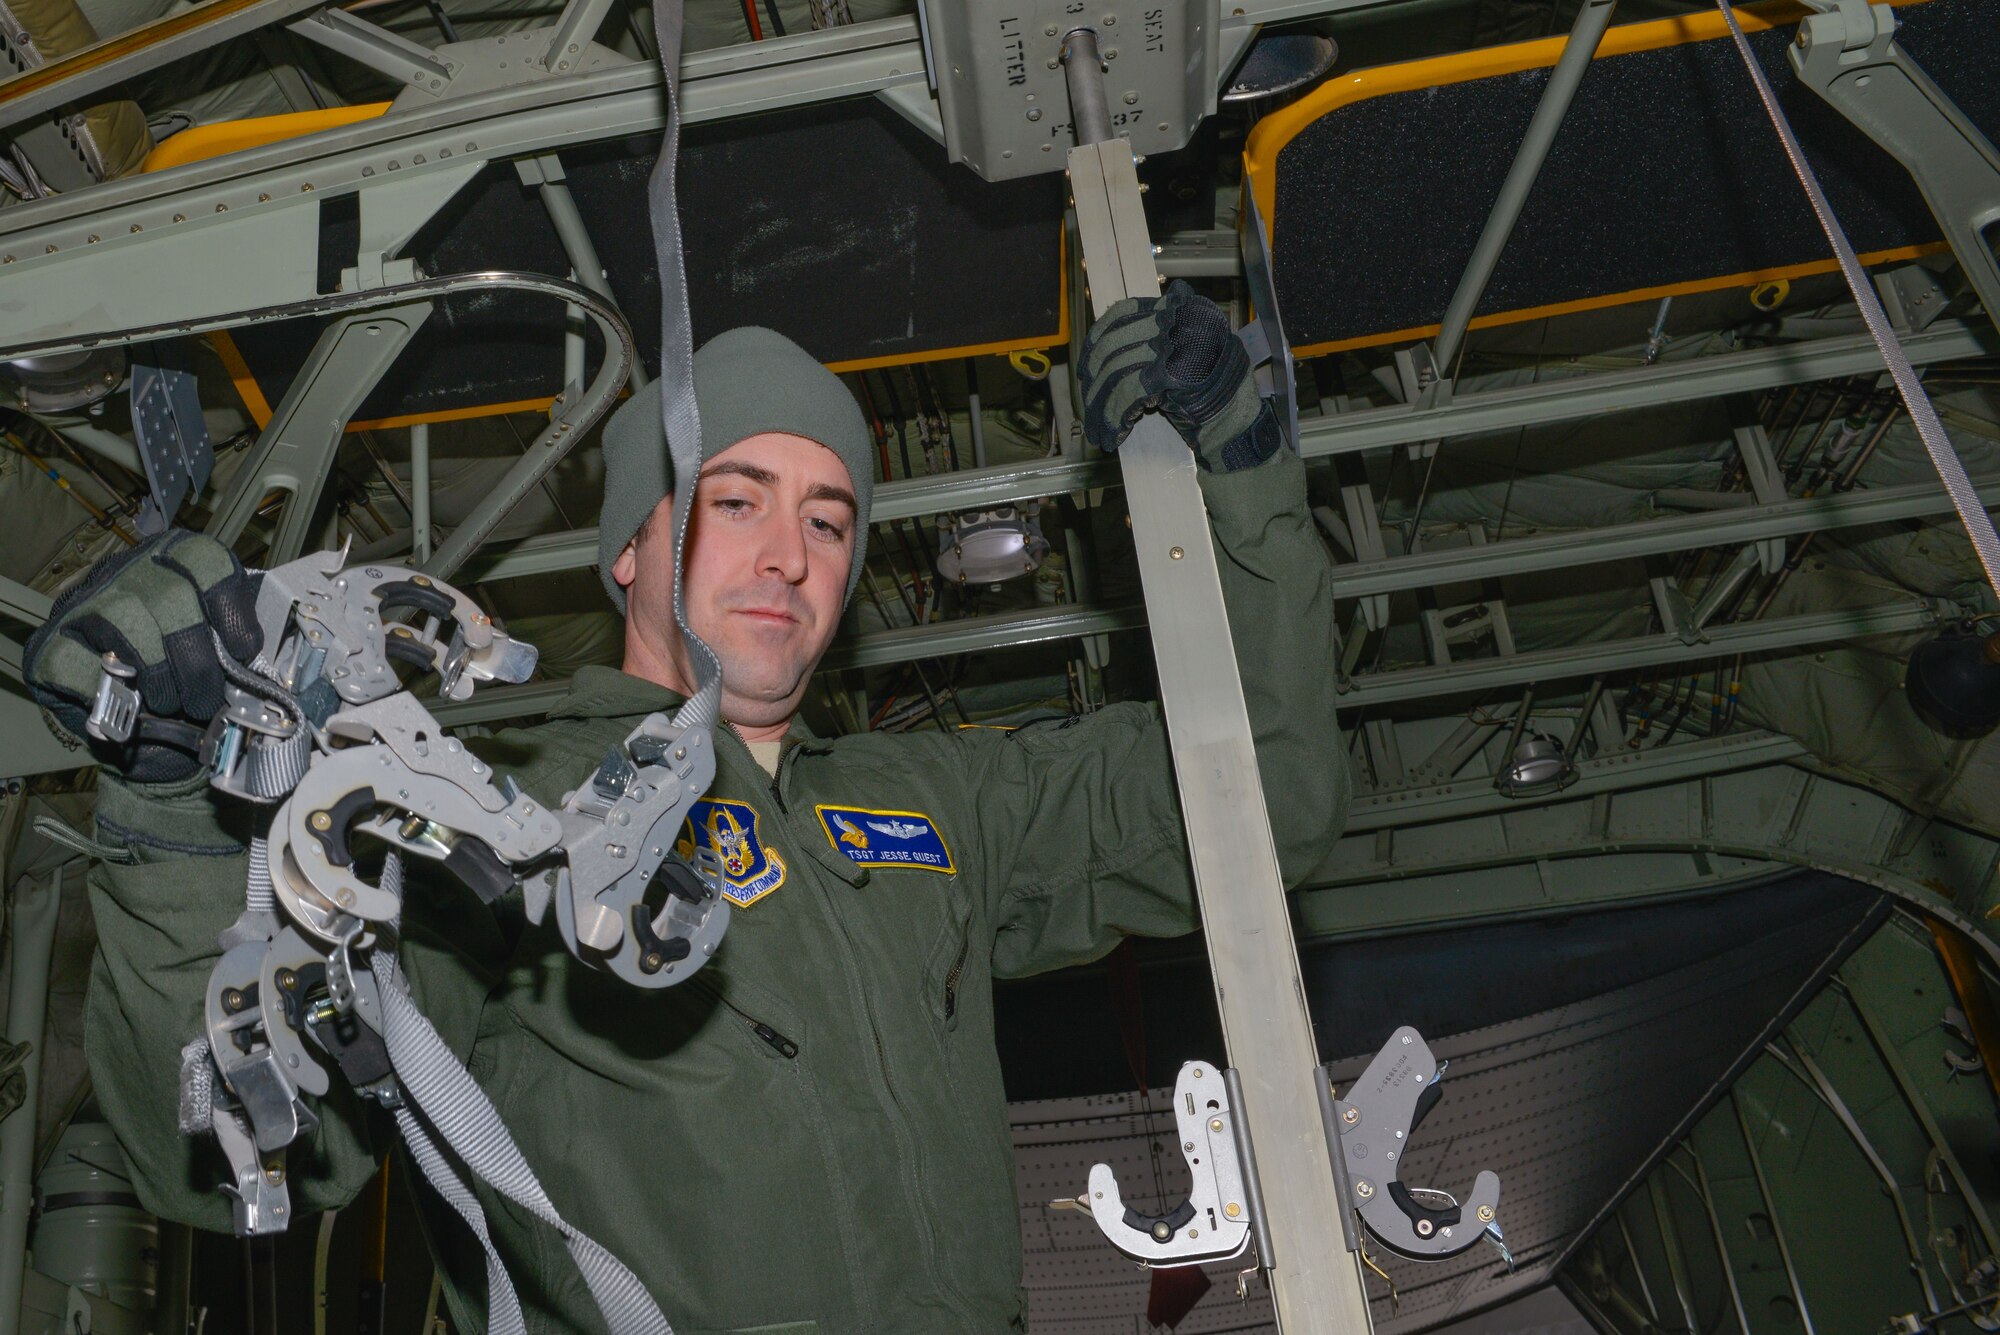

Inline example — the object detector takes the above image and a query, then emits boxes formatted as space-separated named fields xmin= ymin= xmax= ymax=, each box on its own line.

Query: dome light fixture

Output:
xmin=1496 ymin=732 xmax=1578 ymax=798
xmin=936 ymin=504 xmax=1051 ymax=586
xmin=1222 ymin=33 xmax=1339 ymax=105
xmin=2 ymin=347 xmax=126 ymax=413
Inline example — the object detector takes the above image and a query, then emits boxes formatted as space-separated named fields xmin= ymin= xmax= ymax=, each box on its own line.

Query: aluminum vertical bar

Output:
xmin=1064 ymin=55 xmax=1371 ymax=1335
xmin=207 ymin=303 xmax=433 ymax=560
xmin=1645 ymin=1175 xmax=1702 ymax=1335
xmin=410 ymin=421 xmax=433 ymax=564
xmin=1498 ymin=684 xmax=1534 ymax=776
xmin=1615 ymin=1211 xmax=1663 ymax=1322
xmin=542 ymin=0 xmax=621 ymax=74
xmin=1729 ymin=1091 xmax=1818 ymax=1335
xmin=1682 ymin=1149 xmax=1754 ymax=1335
xmin=1835 ymin=985 xmax=2000 ymax=1257
xmin=0 ymin=868 xmax=63 ymax=1335
xmin=965 ymin=360 xmax=987 ymax=469
xmin=1771 ymin=1037 xmax=1941 ymax=1314
xmin=1430 ymin=0 xmax=1618 ymax=374
xmin=152 ymin=1223 xmax=193 ymax=1335
xmin=524 ymin=154 xmax=649 ymax=393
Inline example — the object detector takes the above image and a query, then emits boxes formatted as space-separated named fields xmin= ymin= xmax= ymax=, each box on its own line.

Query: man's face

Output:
xmin=614 ymin=432 xmax=857 ymax=732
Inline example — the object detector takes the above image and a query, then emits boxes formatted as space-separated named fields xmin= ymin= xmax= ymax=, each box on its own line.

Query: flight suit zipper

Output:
xmin=765 ymin=729 xmax=983 ymax=1327
xmin=687 ymin=977 xmax=800 ymax=1059
xmin=768 ymin=734 xmax=794 ymax=812
xmin=751 ymin=1020 xmax=800 ymax=1060
xmin=943 ymin=928 xmax=970 ymax=1021
xmin=775 ymin=742 xmax=979 ymax=1328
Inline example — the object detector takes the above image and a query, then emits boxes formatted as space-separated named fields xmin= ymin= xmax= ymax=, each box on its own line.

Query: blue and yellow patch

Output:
xmin=814 ymin=804 xmax=956 ymax=874
xmin=675 ymin=799 xmax=787 ymax=908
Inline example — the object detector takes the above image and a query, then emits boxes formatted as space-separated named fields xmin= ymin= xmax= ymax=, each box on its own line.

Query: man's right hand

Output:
xmin=24 ymin=531 xmax=264 ymax=783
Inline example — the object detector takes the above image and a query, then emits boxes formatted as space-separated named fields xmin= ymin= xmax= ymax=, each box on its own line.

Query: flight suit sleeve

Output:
xmin=977 ymin=444 xmax=1349 ymax=979
xmin=82 ymin=767 xmax=510 ymax=1232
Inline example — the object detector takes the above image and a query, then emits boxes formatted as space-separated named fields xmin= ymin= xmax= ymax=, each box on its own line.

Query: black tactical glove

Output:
xmin=23 ymin=530 xmax=263 ymax=783
xmin=1077 ymin=279 xmax=1283 ymax=471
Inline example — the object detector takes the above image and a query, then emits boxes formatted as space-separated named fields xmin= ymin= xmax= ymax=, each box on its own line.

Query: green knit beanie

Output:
xmin=597 ymin=327 xmax=874 ymax=614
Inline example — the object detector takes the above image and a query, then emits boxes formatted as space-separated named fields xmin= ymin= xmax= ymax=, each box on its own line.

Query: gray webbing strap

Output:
xmin=391 ymin=1099 xmax=528 ymax=1335
xmin=368 ymin=855 xmax=673 ymax=1335
xmin=245 ymin=836 xmax=276 ymax=916
xmin=241 ymin=726 xmax=312 ymax=799
xmin=645 ymin=0 xmax=723 ymax=735
xmin=1718 ymin=0 xmax=2000 ymax=601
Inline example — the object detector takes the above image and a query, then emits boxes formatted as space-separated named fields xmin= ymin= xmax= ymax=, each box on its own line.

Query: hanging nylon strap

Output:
xmin=1717 ymin=0 xmax=2000 ymax=601
xmin=363 ymin=854 xmax=674 ymax=1335
xmin=645 ymin=0 xmax=724 ymax=735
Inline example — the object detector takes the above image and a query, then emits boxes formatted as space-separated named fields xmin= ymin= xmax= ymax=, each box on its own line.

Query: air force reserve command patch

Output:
xmin=674 ymin=799 xmax=787 ymax=908
xmin=815 ymin=805 xmax=957 ymax=874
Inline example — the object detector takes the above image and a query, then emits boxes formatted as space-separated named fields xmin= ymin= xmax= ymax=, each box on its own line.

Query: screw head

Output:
xmin=1210 ymin=1118 xmax=1223 ymax=1133
xmin=1416 ymin=1218 xmax=1434 ymax=1237
xmin=311 ymin=811 xmax=333 ymax=831
xmin=1152 ymin=1221 xmax=1172 ymax=1241
xmin=1225 ymin=1202 xmax=1241 ymax=1219
xmin=1170 ymin=546 xmax=1185 ymax=560
xmin=1356 ymin=1180 xmax=1374 ymax=1200
xmin=1477 ymin=1205 xmax=1495 ymax=1223
xmin=1342 ymin=1106 xmax=1359 ymax=1125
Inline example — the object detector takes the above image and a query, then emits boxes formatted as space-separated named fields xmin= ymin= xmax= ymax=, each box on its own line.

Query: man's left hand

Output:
xmin=1077 ymin=280 xmax=1283 ymax=471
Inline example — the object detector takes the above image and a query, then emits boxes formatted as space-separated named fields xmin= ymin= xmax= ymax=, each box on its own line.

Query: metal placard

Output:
xmin=129 ymin=341 xmax=216 ymax=535
xmin=921 ymin=0 xmax=1216 ymax=181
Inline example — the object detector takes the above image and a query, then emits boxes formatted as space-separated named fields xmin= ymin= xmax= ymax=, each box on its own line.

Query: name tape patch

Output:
xmin=675 ymin=798 xmax=787 ymax=908
xmin=815 ymin=805 xmax=956 ymax=874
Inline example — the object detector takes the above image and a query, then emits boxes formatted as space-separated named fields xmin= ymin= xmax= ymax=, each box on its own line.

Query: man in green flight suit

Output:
xmin=24 ymin=284 xmax=1348 ymax=1333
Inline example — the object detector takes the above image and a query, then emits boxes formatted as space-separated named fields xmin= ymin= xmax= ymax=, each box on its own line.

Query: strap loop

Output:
xmin=645 ymin=0 xmax=724 ymax=736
